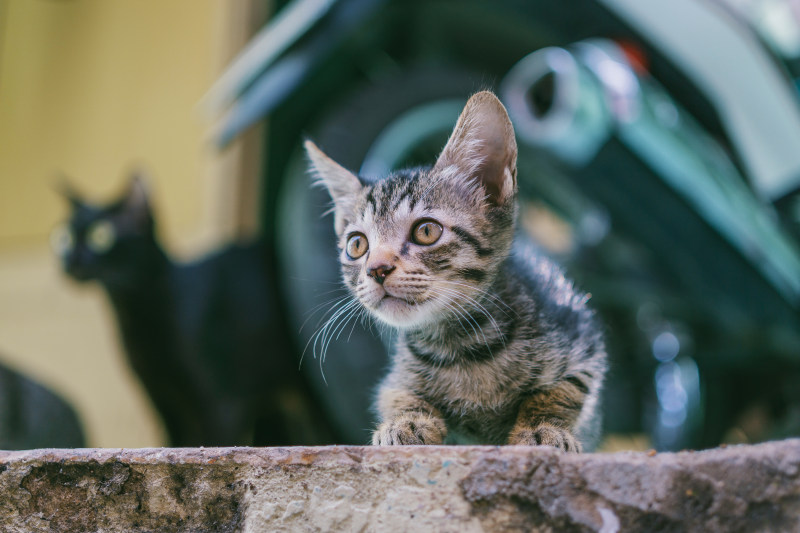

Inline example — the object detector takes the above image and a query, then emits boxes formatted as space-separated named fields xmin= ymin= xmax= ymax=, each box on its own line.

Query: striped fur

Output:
xmin=307 ymin=91 xmax=606 ymax=451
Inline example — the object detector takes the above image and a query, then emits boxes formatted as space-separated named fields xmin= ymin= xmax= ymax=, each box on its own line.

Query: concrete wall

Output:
xmin=1 ymin=441 xmax=798 ymax=531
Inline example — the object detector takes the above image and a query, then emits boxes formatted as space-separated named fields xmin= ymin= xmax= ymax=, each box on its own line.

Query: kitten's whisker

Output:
xmin=310 ymin=286 xmax=351 ymax=298
xmin=308 ymin=296 xmax=352 ymax=329
xmin=328 ymin=299 xmax=361 ymax=343
xmin=300 ymin=294 xmax=351 ymax=333
xmin=334 ymin=305 xmax=361 ymax=341
xmin=438 ymin=278 xmax=514 ymax=311
xmin=303 ymin=293 xmax=349 ymax=319
xmin=456 ymin=292 xmax=505 ymax=352
xmin=435 ymin=281 xmax=514 ymax=345
xmin=313 ymin=298 xmax=361 ymax=384
xmin=289 ymin=276 xmax=347 ymax=286
xmin=303 ymin=297 xmax=357 ymax=369
xmin=305 ymin=299 xmax=355 ymax=371
xmin=433 ymin=287 xmax=496 ymax=356
xmin=347 ymin=308 xmax=367 ymax=342
xmin=434 ymin=292 xmax=475 ymax=340
xmin=326 ymin=303 xmax=363 ymax=362
xmin=438 ymin=285 xmax=505 ymax=346
xmin=300 ymin=295 xmax=352 ymax=368
xmin=423 ymin=295 xmax=472 ymax=366
xmin=437 ymin=279 xmax=517 ymax=317
xmin=317 ymin=298 xmax=360 ymax=360
xmin=428 ymin=288 xmax=484 ymax=348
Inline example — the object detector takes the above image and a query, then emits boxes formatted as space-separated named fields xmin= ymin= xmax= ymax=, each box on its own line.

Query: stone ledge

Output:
xmin=1 ymin=440 xmax=798 ymax=532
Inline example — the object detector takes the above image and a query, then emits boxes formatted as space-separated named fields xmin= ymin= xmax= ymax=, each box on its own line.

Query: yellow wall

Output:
xmin=0 ymin=0 xmax=255 ymax=447
xmin=0 ymin=0 xmax=228 ymax=246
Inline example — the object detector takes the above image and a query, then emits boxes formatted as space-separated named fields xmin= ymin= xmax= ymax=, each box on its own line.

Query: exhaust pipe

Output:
xmin=500 ymin=41 xmax=641 ymax=165
xmin=503 ymin=39 xmax=800 ymax=302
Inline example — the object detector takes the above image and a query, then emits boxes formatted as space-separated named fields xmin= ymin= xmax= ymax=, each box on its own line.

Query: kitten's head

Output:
xmin=308 ymin=91 xmax=518 ymax=329
xmin=52 ymin=174 xmax=162 ymax=288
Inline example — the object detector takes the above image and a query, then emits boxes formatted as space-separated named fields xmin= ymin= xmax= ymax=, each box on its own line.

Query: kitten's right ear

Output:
xmin=304 ymin=140 xmax=362 ymax=234
xmin=433 ymin=91 xmax=517 ymax=206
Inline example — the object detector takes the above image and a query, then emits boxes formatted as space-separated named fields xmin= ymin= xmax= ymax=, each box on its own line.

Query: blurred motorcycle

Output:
xmin=204 ymin=0 xmax=800 ymax=449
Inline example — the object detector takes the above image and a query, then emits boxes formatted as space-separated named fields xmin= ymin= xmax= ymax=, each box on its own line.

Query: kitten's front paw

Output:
xmin=371 ymin=412 xmax=446 ymax=445
xmin=508 ymin=424 xmax=581 ymax=453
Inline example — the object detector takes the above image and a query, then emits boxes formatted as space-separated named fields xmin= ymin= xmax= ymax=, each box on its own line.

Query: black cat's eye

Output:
xmin=346 ymin=233 xmax=369 ymax=259
xmin=50 ymin=224 xmax=74 ymax=256
xmin=411 ymin=219 xmax=443 ymax=245
xmin=86 ymin=220 xmax=117 ymax=254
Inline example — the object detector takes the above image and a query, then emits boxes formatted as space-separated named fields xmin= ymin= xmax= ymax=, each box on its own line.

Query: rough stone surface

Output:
xmin=0 ymin=440 xmax=799 ymax=532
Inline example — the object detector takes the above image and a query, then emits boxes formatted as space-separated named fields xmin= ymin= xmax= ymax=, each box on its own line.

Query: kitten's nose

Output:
xmin=368 ymin=264 xmax=395 ymax=285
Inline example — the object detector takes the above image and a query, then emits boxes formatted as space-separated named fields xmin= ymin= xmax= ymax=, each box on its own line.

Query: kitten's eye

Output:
xmin=50 ymin=224 xmax=74 ymax=256
xmin=412 ymin=220 xmax=443 ymax=245
xmin=346 ymin=233 xmax=369 ymax=259
xmin=86 ymin=221 xmax=116 ymax=254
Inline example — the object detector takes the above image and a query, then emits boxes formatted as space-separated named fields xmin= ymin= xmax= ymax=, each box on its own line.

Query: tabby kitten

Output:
xmin=307 ymin=91 xmax=606 ymax=451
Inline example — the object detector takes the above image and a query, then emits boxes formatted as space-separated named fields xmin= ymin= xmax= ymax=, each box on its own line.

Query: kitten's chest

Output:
xmin=420 ymin=365 xmax=521 ymax=444
xmin=412 ymin=360 xmax=521 ymax=415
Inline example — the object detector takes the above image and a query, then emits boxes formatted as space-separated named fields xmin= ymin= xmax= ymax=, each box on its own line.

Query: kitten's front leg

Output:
xmin=372 ymin=387 xmax=446 ymax=445
xmin=508 ymin=379 xmax=587 ymax=452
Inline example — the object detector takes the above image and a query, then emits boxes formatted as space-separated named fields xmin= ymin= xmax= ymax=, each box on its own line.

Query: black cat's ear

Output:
xmin=53 ymin=175 xmax=84 ymax=208
xmin=124 ymin=173 xmax=149 ymax=208
xmin=433 ymin=91 xmax=517 ymax=206
xmin=122 ymin=172 xmax=153 ymax=227
xmin=305 ymin=140 xmax=363 ymax=234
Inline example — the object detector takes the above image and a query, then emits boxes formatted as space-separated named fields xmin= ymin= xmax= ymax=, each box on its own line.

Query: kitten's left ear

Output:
xmin=433 ymin=91 xmax=517 ymax=205
xmin=305 ymin=140 xmax=362 ymax=234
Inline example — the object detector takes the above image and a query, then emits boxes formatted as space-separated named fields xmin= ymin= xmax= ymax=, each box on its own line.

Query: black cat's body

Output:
xmin=55 ymin=178 xmax=330 ymax=446
xmin=0 ymin=357 xmax=85 ymax=449
xmin=107 ymin=242 xmax=296 ymax=446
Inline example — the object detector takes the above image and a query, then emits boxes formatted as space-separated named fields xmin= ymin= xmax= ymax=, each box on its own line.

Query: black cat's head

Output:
xmin=52 ymin=174 xmax=163 ymax=288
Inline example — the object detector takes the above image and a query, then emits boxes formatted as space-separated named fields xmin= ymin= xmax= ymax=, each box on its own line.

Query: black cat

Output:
xmin=53 ymin=175 xmax=331 ymax=446
xmin=0 ymin=357 xmax=85 ymax=449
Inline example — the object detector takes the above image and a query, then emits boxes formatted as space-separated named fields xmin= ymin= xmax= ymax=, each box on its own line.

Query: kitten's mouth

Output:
xmin=368 ymin=290 xmax=433 ymax=328
xmin=378 ymin=294 xmax=419 ymax=307
xmin=379 ymin=283 xmax=430 ymax=305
